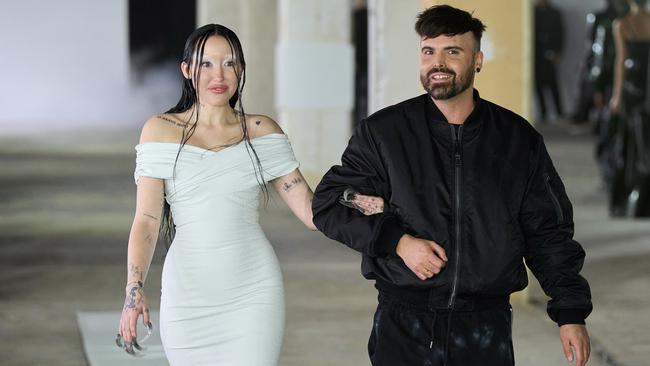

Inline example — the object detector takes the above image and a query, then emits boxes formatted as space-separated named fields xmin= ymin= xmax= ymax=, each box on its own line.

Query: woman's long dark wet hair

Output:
xmin=160 ymin=24 xmax=268 ymax=247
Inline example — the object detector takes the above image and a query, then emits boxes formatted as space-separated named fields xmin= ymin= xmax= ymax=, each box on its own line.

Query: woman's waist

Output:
xmin=173 ymin=220 xmax=262 ymax=237
xmin=171 ymin=228 xmax=267 ymax=247
xmin=162 ymin=239 xmax=282 ymax=299
xmin=165 ymin=233 xmax=279 ymax=278
xmin=160 ymin=261 xmax=284 ymax=306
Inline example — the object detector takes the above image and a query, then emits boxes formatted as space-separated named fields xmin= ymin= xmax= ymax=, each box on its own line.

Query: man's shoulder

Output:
xmin=363 ymin=94 xmax=427 ymax=126
xmin=482 ymin=98 xmax=526 ymax=121
xmin=481 ymin=98 xmax=541 ymax=138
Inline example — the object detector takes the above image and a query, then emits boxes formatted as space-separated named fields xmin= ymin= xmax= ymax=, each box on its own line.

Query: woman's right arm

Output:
xmin=118 ymin=116 xmax=178 ymax=347
xmin=118 ymin=175 xmax=165 ymax=344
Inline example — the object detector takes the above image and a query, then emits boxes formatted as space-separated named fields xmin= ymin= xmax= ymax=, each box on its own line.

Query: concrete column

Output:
xmin=367 ymin=0 xmax=422 ymax=114
xmin=197 ymin=0 xmax=277 ymax=119
xmin=275 ymin=0 xmax=354 ymax=186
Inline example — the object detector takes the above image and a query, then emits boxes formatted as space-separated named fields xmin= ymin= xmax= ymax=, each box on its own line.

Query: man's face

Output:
xmin=419 ymin=32 xmax=483 ymax=101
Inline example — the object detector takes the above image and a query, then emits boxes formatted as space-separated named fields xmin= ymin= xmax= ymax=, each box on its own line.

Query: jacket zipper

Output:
xmin=448 ymin=125 xmax=463 ymax=309
xmin=544 ymin=173 xmax=564 ymax=223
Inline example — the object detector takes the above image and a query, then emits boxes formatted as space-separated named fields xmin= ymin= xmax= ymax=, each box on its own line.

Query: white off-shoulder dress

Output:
xmin=134 ymin=133 xmax=298 ymax=365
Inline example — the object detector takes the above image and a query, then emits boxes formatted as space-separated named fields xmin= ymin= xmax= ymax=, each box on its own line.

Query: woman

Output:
xmin=116 ymin=24 xmax=383 ymax=364
xmin=609 ymin=0 xmax=650 ymax=216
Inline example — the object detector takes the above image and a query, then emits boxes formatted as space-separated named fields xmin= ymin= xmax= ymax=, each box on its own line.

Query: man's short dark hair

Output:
xmin=415 ymin=5 xmax=486 ymax=51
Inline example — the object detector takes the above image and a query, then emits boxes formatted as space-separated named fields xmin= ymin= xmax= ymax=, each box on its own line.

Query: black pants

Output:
xmin=368 ymin=293 xmax=515 ymax=366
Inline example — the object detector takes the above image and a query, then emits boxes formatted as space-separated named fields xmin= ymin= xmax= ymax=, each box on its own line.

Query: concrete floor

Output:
xmin=1 ymin=123 xmax=649 ymax=365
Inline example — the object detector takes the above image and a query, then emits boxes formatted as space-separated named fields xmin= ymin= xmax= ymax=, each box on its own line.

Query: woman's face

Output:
xmin=182 ymin=35 xmax=241 ymax=107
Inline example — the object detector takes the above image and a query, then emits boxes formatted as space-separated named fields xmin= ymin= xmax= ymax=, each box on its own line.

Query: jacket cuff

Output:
xmin=372 ymin=215 xmax=407 ymax=257
xmin=555 ymin=309 xmax=586 ymax=326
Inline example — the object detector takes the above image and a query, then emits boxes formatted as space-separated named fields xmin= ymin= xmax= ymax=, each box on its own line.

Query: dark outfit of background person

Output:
xmin=574 ymin=1 xmax=628 ymax=189
xmin=534 ymin=0 xmax=566 ymax=121
xmin=573 ymin=1 xmax=626 ymax=125
xmin=312 ymin=91 xmax=592 ymax=365
xmin=610 ymin=29 xmax=650 ymax=216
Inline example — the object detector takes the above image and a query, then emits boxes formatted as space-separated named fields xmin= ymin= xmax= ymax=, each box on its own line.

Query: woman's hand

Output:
xmin=339 ymin=189 xmax=386 ymax=215
xmin=351 ymin=193 xmax=385 ymax=215
xmin=118 ymin=282 xmax=151 ymax=352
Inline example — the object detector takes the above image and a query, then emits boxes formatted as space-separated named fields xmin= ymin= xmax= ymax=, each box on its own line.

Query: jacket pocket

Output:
xmin=544 ymin=173 xmax=565 ymax=224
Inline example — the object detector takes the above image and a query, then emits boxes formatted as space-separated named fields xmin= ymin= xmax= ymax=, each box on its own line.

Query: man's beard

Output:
xmin=420 ymin=64 xmax=475 ymax=100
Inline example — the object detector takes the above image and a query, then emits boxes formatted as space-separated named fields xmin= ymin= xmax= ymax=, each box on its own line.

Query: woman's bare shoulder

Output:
xmin=245 ymin=114 xmax=285 ymax=139
xmin=140 ymin=113 xmax=189 ymax=144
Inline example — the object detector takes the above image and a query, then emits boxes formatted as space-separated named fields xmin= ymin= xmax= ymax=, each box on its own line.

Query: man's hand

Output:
xmin=559 ymin=324 xmax=590 ymax=366
xmin=396 ymin=234 xmax=447 ymax=280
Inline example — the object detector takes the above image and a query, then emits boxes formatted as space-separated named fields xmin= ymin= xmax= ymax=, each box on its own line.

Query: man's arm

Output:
xmin=520 ymin=137 xmax=592 ymax=324
xmin=520 ymin=137 xmax=592 ymax=366
xmin=313 ymin=119 xmax=448 ymax=279
xmin=312 ymin=119 xmax=406 ymax=257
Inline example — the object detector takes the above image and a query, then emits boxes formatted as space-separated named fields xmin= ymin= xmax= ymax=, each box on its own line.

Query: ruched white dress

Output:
xmin=134 ymin=133 xmax=298 ymax=365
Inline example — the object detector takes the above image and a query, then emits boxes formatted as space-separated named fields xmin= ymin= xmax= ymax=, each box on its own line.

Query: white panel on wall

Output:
xmin=275 ymin=42 xmax=354 ymax=110
xmin=367 ymin=0 xmax=421 ymax=115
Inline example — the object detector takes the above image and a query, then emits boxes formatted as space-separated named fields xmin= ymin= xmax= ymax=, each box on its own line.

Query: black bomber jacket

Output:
xmin=312 ymin=90 xmax=592 ymax=325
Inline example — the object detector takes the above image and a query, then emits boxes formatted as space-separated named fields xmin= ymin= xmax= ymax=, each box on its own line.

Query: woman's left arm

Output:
xmin=609 ymin=20 xmax=627 ymax=114
xmin=271 ymin=169 xmax=317 ymax=230
xmin=271 ymin=169 xmax=385 ymax=231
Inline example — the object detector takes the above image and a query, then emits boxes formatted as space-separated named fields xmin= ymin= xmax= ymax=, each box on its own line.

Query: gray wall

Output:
xmin=0 ymin=1 xmax=129 ymax=133
xmin=0 ymin=0 xmax=180 ymax=135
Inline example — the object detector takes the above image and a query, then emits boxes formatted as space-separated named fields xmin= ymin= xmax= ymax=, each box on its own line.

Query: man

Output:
xmin=312 ymin=5 xmax=592 ymax=366
xmin=534 ymin=0 xmax=565 ymax=122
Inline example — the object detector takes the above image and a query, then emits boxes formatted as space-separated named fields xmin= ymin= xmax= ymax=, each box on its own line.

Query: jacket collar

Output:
xmin=423 ymin=89 xmax=484 ymax=143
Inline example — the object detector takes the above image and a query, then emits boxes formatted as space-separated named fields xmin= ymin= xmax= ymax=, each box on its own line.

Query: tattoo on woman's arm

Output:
xmin=143 ymin=213 xmax=158 ymax=220
xmin=128 ymin=263 xmax=144 ymax=282
xmin=282 ymin=177 xmax=304 ymax=192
